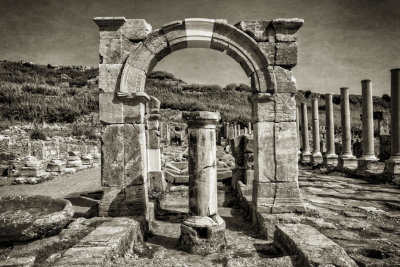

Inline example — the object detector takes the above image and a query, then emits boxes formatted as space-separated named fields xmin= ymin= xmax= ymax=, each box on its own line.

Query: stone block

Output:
xmin=161 ymin=20 xmax=187 ymax=51
xmin=274 ymin=66 xmax=297 ymax=93
xmin=147 ymin=130 xmax=160 ymax=149
xmin=337 ymin=156 xmax=358 ymax=170
xmin=120 ymin=19 xmax=152 ymax=41
xmin=274 ymin=122 xmax=298 ymax=182
xmin=251 ymin=94 xmax=275 ymax=122
xmin=324 ymin=154 xmax=338 ymax=167
xmin=101 ymin=125 xmax=124 ymax=187
xmin=123 ymin=124 xmax=147 ymax=186
xmin=99 ymin=38 xmax=122 ymax=64
xmin=124 ymin=183 xmax=148 ymax=214
xmin=235 ymin=20 xmax=273 ymax=42
xmin=126 ymin=43 xmax=157 ymax=73
xmin=254 ymin=122 xmax=275 ymax=182
xmin=244 ymin=153 xmax=254 ymax=169
xmin=147 ymin=149 xmax=161 ymax=172
xmin=251 ymin=68 xmax=275 ymax=93
xmin=149 ymin=171 xmax=166 ymax=193
xmin=243 ymin=135 xmax=253 ymax=153
xmin=99 ymin=64 xmax=122 ymax=93
xmin=275 ymin=224 xmax=357 ymax=267
xmin=99 ymin=93 xmax=123 ymax=124
xmin=258 ymin=42 xmax=275 ymax=65
xmin=232 ymin=168 xmax=245 ymax=189
xmin=123 ymin=102 xmax=145 ymax=124
xmin=147 ymin=119 xmax=159 ymax=131
xmin=275 ymin=42 xmax=297 ymax=67
xmin=244 ymin=169 xmax=254 ymax=185
xmin=274 ymin=93 xmax=296 ymax=122
xmin=143 ymin=29 xmax=171 ymax=61
xmin=252 ymin=181 xmax=274 ymax=205
xmin=31 ymin=140 xmax=45 ymax=160
xmin=184 ymin=18 xmax=214 ymax=48
xmin=99 ymin=187 xmax=124 ymax=216
xmin=119 ymin=65 xmax=146 ymax=94
xmin=272 ymin=18 xmax=304 ymax=42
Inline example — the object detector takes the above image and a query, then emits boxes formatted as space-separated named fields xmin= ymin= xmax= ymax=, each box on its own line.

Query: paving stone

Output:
xmin=275 ymin=224 xmax=357 ymax=267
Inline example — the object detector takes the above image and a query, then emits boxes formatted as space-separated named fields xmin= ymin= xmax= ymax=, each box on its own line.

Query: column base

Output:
xmin=357 ymin=157 xmax=379 ymax=172
xmin=337 ymin=155 xmax=358 ymax=171
xmin=300 ymin=152 xmax=312 ymax=164
xmin=384 ymin=159 xmax=400 ymax=185
xmin=323 ymin=154 xmax=338 ymax=168
xmin=179 ymin=215 xmax=226 ymax=255
xmin=311 ymin=152 xmax=323 ymax=166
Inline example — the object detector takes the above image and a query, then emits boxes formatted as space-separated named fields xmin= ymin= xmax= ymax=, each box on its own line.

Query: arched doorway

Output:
xmin=94 ymin=17 xmax=305 ymax=224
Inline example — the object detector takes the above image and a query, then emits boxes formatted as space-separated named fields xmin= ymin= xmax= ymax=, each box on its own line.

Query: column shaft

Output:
xmin=325 ymin=94 xmax=335 ymax=155
xmin=312 ymin=98 xmax=321 ymax=154
xmin=340 ymin=87 xmax=353 ymax=157
xmin=301 ymin=103 xmax=310 ymax=153
xmin=391 ymin=69 xmax=400 ymax=160
xmin=361 ymin=80 xmax=377 ymax=160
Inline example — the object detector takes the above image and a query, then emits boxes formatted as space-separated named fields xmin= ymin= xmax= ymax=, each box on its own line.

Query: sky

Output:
xmin=0 ymin=0 xmax=399 ymax=95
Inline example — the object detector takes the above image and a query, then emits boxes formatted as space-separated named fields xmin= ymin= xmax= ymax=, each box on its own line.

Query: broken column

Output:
xmin=311 ymin=98 xmax=323 ymax=164
xmin=323 ymin=94 xmax=338 ymax=167
xmin=147 ymin=96 xmax=166 ymax=194
xmin=338 ymin=87 xmax=357 ymax=170
xmin=300 ymin=102 xmax=311 ymax=163
xmin=358 ymin=80 xmax=378 ymax=171
xmin=179 ymin=111 xmax=226 ymax=255
xmin=385 ymin=69 xmax=400 ymax=184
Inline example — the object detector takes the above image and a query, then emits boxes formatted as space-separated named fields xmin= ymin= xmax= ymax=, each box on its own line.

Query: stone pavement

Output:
xmin=298 ymin=167 xmax=400 ymax=266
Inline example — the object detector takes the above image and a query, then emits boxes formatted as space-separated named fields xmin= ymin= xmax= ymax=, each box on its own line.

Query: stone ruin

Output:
xmin=94 ymin=17 xmax=306 ymax=227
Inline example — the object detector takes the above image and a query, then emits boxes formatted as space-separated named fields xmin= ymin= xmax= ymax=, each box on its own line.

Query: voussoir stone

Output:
xmin=143 ymin=29 xmax=171 ymax=61
xmin=235 ymin=20 xmax=273 ymax=42
xmin=120 ymin=19 xmax=152 ymax=41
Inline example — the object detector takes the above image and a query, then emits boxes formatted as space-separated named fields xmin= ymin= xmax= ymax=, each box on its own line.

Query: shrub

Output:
xmin=72 ymin=125 xmax=98 ymax=140
xmin=30 ymin=127 xmax=47 ymax=140
xmin=332 ymin=95 xmax=341 ymax=105
xmin=305 ymin=90 xmax=312 ymax=98
xmin=382 ymin=94 xmax=391 ymax=102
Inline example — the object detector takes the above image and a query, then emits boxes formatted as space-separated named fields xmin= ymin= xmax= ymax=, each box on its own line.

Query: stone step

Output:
xmin=54 ymin=217 xmax=142 ymax=266
xmin=275 ymin=224 xmax=357 ymax=267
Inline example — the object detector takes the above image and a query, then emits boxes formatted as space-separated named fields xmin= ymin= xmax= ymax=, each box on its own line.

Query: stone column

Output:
xmin=358 ymin=80 xmax=378 ymax=171
xmin=223 ymin=122 xmax=229 ymax=139
xmin=385 ymin=69 xmax=400 ymax=184
xmin=248 ymin=122 xmax=252 ymax=135
xmin=311 ymin=98 xmax=323 ymax=164
xmin=300 ymin=103 xmax=311 ymax=163
xmin=236 ymin=124 xmax=241 ymax=137
xmin=338 ymin=87 xmax=357 ymax=170
xmin=296 ymin=106 xmax=301 ymax=156
xmin=179 ymin=111 xmax=226 ymax=255
xmin=147 ymin=96 xmax=166 ymax=194
xmin=323 ymin=94 xmax=338 ymax=167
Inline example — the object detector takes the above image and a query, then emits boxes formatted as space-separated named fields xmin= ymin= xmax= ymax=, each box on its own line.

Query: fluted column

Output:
xmin=323 ymin=94 xmax=338 ymax=167
xmin=385 ymin=69 xmax=400 ymax=184
xmin=338 ymin=87 xmax=357 ymax=170
xmin=311 ymin=98 xmax=323 ymax=164
xmin=300 ymin=102 xmax=311 ymax=163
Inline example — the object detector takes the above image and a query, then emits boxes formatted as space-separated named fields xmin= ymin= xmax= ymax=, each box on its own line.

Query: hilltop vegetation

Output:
xmin=0 ymin=61 xmax=391 ymax=129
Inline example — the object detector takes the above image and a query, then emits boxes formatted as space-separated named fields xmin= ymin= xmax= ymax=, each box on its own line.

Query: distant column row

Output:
xmin=298 ymin=69 xmax=400 ymax=183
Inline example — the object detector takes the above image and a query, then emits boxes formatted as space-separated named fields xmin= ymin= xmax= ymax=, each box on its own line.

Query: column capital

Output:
xmin=183 ymin=111 xmax=220 ymax=126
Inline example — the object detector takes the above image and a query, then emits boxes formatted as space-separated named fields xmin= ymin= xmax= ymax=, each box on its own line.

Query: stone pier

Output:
xmin=338 ymin=87 xmax=357 ymax=170
xmin=385 ymin=69 xmax=400 ymax=184
xmin=179 ymin=111 xmax=226 ymax=255
xmin=358 ymin=80 xmax=378 ymax=172
xmin=324 ymin=94 xmax=338 ymax=167
xmin=296 ymin=106 xmax=301 ymax=156
xmin=300 ymin=103 xmax=311 ymax=163
xmin=311 ymin=98 xmax=323 ymax=165
xmin=147 ymin=96 xmax=166 ymax=194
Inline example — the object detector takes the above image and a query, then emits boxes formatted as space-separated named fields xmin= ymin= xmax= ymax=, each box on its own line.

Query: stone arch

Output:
xmin=94 ymin=17 xmax=305 ymax=225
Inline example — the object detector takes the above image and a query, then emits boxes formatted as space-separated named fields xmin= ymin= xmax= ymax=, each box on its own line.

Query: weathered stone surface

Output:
xmin=124 ymin=182 xmax=148 ymax=214
xmin=275 ymin=122 xmax=298 ymax=182
xmin=251 ymin=93 xmax=275 ymax=122
xmin=179 ymin=221 xmax=226 ymax=255
xmin=274 ymin=66 xmax=297 ymax=93
xmin=272 ymin=18 xmax=304 ymax=42
xmin=148 ymin=148 xmax=161 ymax=172
xmin=101 ymin=125 xmax=124 ymax=187
xmin=149 ymin=171 xmax=166 ymax=193
xmin=258 ymin=42 xmax=275 ymax=65
xmin=99 ymin=93 xmax=123 ymax=124
xmin=147 ymin=130 xmax=160 ymax=149
xmin=275 ymin=42 xmax=297 ymax=67
xmin=243 ymin=134 xmax=253 ymax=153
xmin=254 ymin=122 xmax=275 ymax=182
xmin=123 ymin=124 xmax=147 ymax=186
xmin=120 ymin=19 xmax=152 ymax=41
xmin=99 ymin=37 xmax=122 ymax=64
xmin=244 ymin=169 xmax=254 ymax=185
xmin=275 ymin=93 xmax=296 ymax=122
xmin=0 ymin=196 xmax=74 ymax=242
xmin=119 ymin=65 xmax=146 ymax=93
xmin=162 ymin=20 xmax=187 ymax=51
xmin=99 ymin=64 xmax=122 ymax=93
xmin=126 ymin=43 xmax=158 ymax=73
xmin=143 ymin=29 xmax=171 ymax=61
xmin=251 ymin=67 xmax=274 ymax=93
xmin=275 ymin=224 xmax=357 ymax=267
xmin=235 ymin=20 xmax=273 ymax=42
xmin=184 ymin=18 xmax=214 ymax=48
xmin=244 ymin=153 xmax=254 ymax=169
